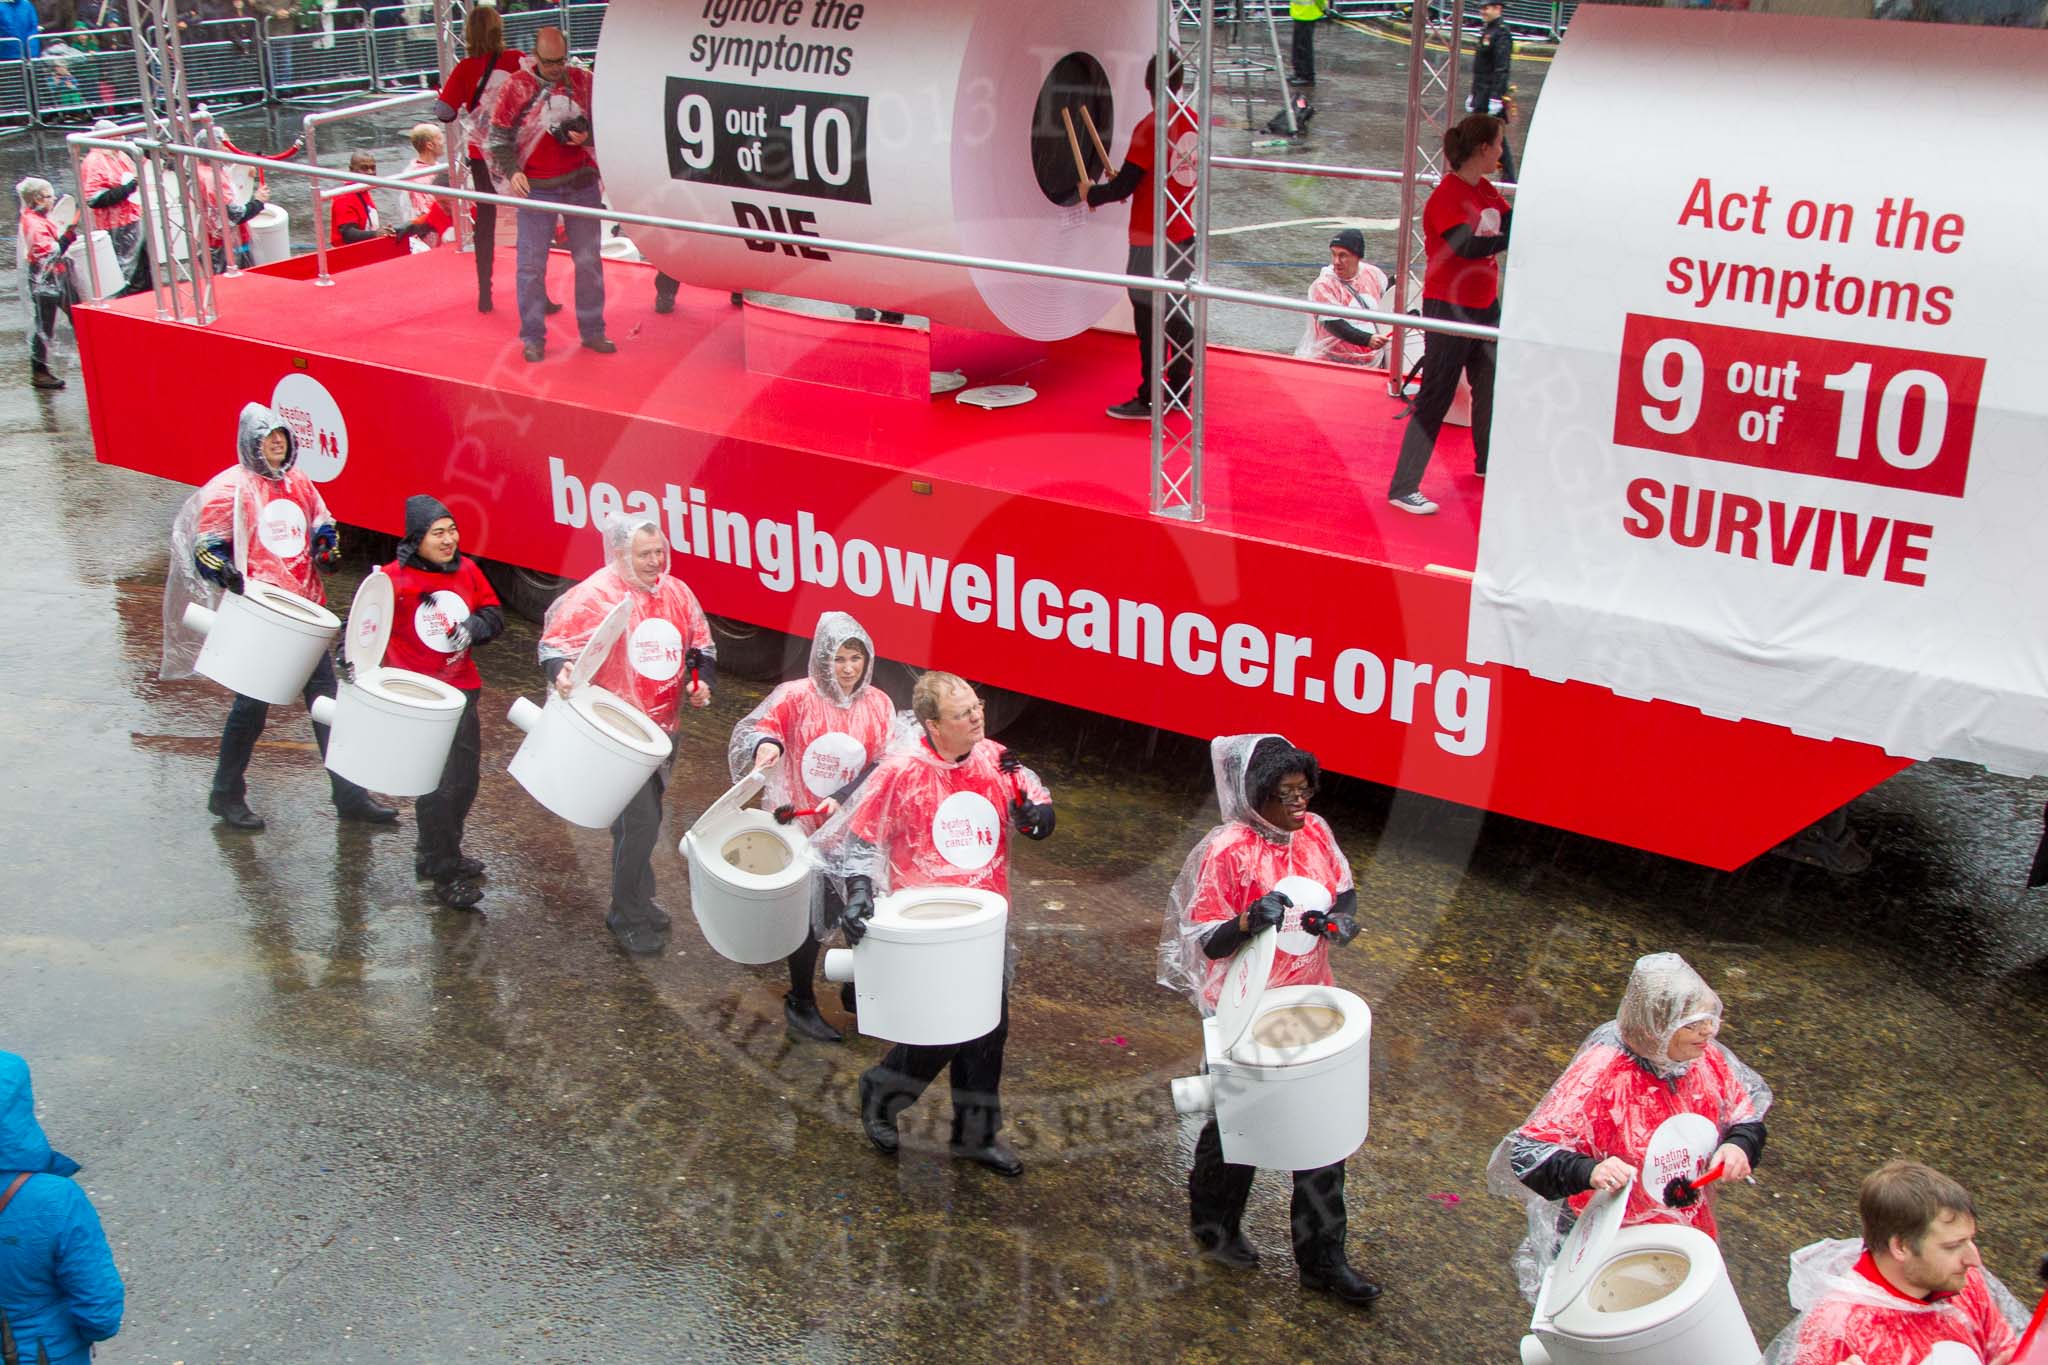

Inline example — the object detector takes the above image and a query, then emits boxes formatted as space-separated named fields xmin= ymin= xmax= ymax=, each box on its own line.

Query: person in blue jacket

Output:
xmin=0 ymin=0 xmax=39 ymax=60
xmin=0 ymin=1053 xmax=123 ymax=1365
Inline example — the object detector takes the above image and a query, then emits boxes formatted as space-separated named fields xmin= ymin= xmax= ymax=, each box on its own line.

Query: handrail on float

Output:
xmin=301 ymin=86 xmax=447 ymax=280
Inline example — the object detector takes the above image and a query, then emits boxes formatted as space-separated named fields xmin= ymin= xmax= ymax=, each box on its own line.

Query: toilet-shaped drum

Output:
xmin=822 ymin=887 xmax=1006 ymax=1046
xmin=507 ymin=596 xmax=673 ymax=828
xmin=1168 ymin=900 xmax=1373 ymax=1172
xmin=1520 ymin=1179 xmax=1761 ymax=1365
xmin=306 ymin=568 xmax=467 ymax=795
xmin=180 ymin=498 xmax=339 ymax=705
xmin=680 ymin=769 xmax=814 ymax=964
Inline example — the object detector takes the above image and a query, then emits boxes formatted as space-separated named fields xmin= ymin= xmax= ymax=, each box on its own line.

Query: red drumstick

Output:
xmin=773 ymin=804 xmax=827 ymax=825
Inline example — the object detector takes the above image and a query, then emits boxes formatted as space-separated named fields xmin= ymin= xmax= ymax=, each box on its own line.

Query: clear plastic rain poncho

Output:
xmin=1486 ymin=952 xmax=1774 ymax=1302
xmin=17 ymin=179 xmax=73 ymax=366
xmin=727 ymin=611 xmax=898 ymax=835
xmin=486 ymin=55 xmax=596 ymax=178
xmin=537 ymin=514 xmax=712 ymax=733
xmin=161 ymin=404 xmax=335 ymax=681
xmin=1762 ymin=1237 xmax=2027 ymax=1365
xmin=79 ymin=121 xmax=145 ymax=295
xmin=1157 ymin=733 xmax=1355 ymax=1015
xmin=807 ymin=721 xmax=1051 ymax=936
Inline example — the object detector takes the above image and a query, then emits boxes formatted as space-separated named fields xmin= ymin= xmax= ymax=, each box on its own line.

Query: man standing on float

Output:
xmin=813 ymin=672 xmax=1053 ymax=1176
xmin=728 ymin=611 xmax=898 ymax=1043
xmin=538 ymin=514 xmax=713 ymax=955
xmin=1158 ymin=734 xmax=1381 ymax=1307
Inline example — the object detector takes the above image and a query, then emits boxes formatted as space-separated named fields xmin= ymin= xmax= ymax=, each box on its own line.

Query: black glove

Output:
xmin=683 ymin=646 xmax=716 ymax=691
xmin=312 ymin=524 xmax=340 ymax=572
xmin=57 ymin=225 xmax=77 ymax=251
xmin=840 ymin=876 xmax=875 ymax=945
xmin=1012 ymin=799 xmax=1054 ymax=840
xmin=221 ymin=563 xmax=246 ymax=595
xmin=552 ymin=113 xmax=591 ymax=145
xmin=195 ymin=533 xmax=242 ymax=593
xmin=998 ymin=748 xmax=1021 ymax=774
xmin=1300 ymin=909 xmax=1360 ymax=945
xmin=1244 ymin=890 xmax=1290 ymax=933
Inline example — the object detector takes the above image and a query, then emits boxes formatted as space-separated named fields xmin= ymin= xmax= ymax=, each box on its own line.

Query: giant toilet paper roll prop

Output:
xmin=1519 ymin=1180 xmax=1761 ymax=1365
xmin=823 ymin=886 xmax=1006 ymax=1045
xmin=507 ymin=597 xmax=674 ymax=829
xmin=180 ymin=493 xmax=340 ymax=705
xmin=680 ymin=769 xmax=814 ymax=964
xmin=307 ymin=568 xmax=467 ymax=796
xmin=1169 ymin=878 xmax=1373 ymax=1172
xmin=248 ymin=204 xmax=292 ymax=266
xmin=592 ymin=0 xmax=1153 ymax=339
xmin=65 ymin=230 xmax=124 ymax=302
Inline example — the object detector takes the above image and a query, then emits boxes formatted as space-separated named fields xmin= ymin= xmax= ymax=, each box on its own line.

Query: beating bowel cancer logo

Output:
xmin=931 ymin=790 xmax=999 ymax=871
xmin=801 ymin=732 xmax=867 ymax=797
xmin=629 ymin=617 xmax=684 ymax=681
xmin=270 ymin=373 xmax=349 ymax=483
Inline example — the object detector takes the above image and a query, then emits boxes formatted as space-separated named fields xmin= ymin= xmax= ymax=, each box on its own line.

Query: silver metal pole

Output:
xmin=1147 ymin=0 xmax=1171 ymax=511
xmin=305 ymin=113 xmax=329 ymax=284
xmin=1262 ymin=1 xmax=1295 ymax=136
xmin=1391 ymin=0 xmax=1428 ymax=394
xmin=65 ymin=134 xmax=105 ymax=306
xmin=1185 ymin=0 xmax=1213 ymax=520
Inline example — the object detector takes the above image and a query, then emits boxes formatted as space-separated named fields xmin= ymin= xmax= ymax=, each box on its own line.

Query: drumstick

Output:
xmin=1059 ymin=107 xmax=1090 ymax=190
xmin=1078 ymin=105 xmax=1113 ymax=175
xmin=774 ymin=804 xmax=827 ymax=825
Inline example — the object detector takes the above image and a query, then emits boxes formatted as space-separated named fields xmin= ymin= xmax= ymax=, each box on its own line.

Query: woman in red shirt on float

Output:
xmin=1387 ymin=112 xmax=1512 ymax=516
xmin=433 ymin=3 xmax=525 ymax=313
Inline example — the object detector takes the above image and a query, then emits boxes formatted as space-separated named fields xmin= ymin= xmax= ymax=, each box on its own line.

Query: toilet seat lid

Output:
xmin=343 ymin=567 xmax=395 ymax=674
xmin=1540 ymin=1177 xmax=1634 ymax=1319
xmin=1212 ymin=924 xmax=1279 ymax=1057
xmin=1642 ymin=1112 xmax=1718 ymax=1207
xmin=691 ymin=770 xmax=768 ymax=840
xmin=572 ymin=596 xmax=632 ymax=692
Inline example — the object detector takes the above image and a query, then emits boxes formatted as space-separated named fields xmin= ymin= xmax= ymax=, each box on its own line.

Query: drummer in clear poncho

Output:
xmin=1158 ymin=733 xmax=1381 ymax=1308
xmin=1487 ymin=952 xmax=1772 ymax=1302
xmin=727 ymin=610 xmax=898 ymax=1044
xmin=809 ymin=671 xmax=1052 ymax=1177
xmin=538 ymin=513 xmax=713 ymax=956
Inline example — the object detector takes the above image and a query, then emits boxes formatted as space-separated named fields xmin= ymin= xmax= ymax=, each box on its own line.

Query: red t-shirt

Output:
xmin=329 ymin=189 xmax=377 ymax=245
xmin=378 ymin=556 xmax=500 ymax=691
xmin=1125 ymin=109 xmax=1199 ymax=247
xmin=438 ymin=50 xmax=525 ymax=159
xmin=1422 ymin=173 xmax=1510 ymax=310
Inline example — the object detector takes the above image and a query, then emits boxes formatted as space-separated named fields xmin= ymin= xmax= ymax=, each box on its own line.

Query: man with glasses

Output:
xmin=1157 ymin=734 xmax=1381 ymax=1307
xmin=816 ymin=671 xmax=1054 ymax=1177
xmin=487 ymin=25 xmax=611 ymax=364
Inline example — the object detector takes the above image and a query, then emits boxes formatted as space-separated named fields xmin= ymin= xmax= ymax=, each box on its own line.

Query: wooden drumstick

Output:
xmin=1078 ymin=105 xmax=1113 ymax=175
xmin=1060 ymin=106 xmax=1091 ymax=189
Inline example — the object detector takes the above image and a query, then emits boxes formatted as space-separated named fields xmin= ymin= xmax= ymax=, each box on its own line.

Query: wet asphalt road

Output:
xmin=4 ymin=17 xmax=2048 ymax=1365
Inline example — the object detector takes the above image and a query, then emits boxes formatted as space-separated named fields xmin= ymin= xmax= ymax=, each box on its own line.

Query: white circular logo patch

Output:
xmin=414 ymin=590 xmax=471 ymax=654
xmin=270 ymin=373 xmax=348 ymax=483
xmin=1167 ymin=129 xmax=1201 ymax=188
xmin=628 ymin=617 xmax=683 ymax=681
xmin=931 ymin=790 xmax=999 ymax=871
xmin=1919 ymin=1346 xmax=1983 ymax=1365
xmin=257 ymin=497 xmax=308 ymax=558
xmin=801 ymin=731 xmax=867 ymax=797
xmin=1274 ymin=878 xmax=1334 ymax=957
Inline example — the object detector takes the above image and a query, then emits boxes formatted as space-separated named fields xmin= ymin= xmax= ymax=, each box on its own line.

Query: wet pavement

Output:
xmin=4 ymin=18 xmax=2048 ymax=1365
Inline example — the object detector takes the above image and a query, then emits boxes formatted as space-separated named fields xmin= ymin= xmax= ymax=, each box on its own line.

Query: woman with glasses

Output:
xmin=1157 ymin=733 xmax=1381 ymax=1308
xmin=1486 ymin=952 xmax=1773 ymax=1302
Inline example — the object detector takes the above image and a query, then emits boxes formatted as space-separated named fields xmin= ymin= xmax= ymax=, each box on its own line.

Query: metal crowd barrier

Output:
xmin=4 ymin=0 xmax=610 ymax=127
xmin=1427 ymin=0 xmax=1573 ymax=39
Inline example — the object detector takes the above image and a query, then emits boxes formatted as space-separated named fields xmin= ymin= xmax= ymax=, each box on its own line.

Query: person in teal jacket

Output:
xmin=0 ymin=1053 xmax=123 ymax=1365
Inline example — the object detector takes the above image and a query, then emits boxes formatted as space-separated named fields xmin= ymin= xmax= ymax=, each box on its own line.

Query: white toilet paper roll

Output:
xmin=592 ymin=0 xmax=1154 ymax=339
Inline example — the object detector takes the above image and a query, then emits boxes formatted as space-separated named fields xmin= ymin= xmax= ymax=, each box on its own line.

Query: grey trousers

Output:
xmin=607 ymin=750 xmax=676 ymax=937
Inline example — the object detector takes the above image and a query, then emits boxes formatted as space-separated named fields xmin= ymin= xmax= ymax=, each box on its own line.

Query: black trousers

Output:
xmin=210 ymin=651 xmax=369 ymax=808
xmin=786 ymin=879 xmax=843 ymax=1000
xmin=1292 ymin=17 xmax=1316 ymax=83
xmin=1126 ymin=239 xmax=1195 ymax=406
xmin=30 ymin=290 xmax=70 ymax=370
xmin=1390 ymin=296 xmax=1499 ymax=497
xmin=468 ymin=155 xmax=497 ymax=294
xmin=414 ymin=688 xmax=481 ymax=878
xmin=867 ymin=989 xmax=1009 ymax=1145
xmin=1188 ymin=1116 xmax=1348 ymax=1271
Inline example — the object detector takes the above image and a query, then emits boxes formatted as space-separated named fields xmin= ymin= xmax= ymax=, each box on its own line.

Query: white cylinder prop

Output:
xmin=65 ymin=231 xmax=123 ymax=301
xmin=248 ymin=203 xmax=292 ymax=265
xmin=184 ymin=584 xmax=340 ymax=705
xmin=591 ymin=0 xmax=1153 ymax=339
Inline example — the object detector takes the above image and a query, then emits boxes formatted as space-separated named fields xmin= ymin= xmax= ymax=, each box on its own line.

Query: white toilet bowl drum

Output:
xmin=682 ymin=772 xmax=814 ymax=965
xmin=849 ymin=889 xmax=1007 ymax=1046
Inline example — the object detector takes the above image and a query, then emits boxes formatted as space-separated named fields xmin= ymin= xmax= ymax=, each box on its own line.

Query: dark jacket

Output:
xmin=1471 ymin=16 xmax=1512 ymax=110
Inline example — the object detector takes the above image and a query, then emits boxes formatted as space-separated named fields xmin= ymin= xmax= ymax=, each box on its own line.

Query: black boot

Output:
xmin=434 ymin=877 xmax=483 ymax=911
xmin=337 ymin=796 xmax=399 ymax=825
xmin=784 ymin=992 xmax=843 ymax=1043
xmin=1301 ymin=1260 xmax=1382 ymax=1307
xmin=416 ymin=853 xmax=485 ymax=880
xmin=31 ymin=365 xmax=64 ymax=391
xmin=1194 ymin=1228 xmax=1260 ymax=1270
xmin=857 ymin=1069 xmax=901 ymax=1156
xmin=207 ymin=793 xmax=265 ymax=831
xmin=949 ymin=1106 xmax=1023 ymax=1177
xmin=477 ymin=281 xmax=492 ymax=314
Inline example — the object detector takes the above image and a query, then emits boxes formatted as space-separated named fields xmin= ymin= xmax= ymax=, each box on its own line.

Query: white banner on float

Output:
xmin=592 ymin=0 xmax=1151 ymax=339
xmin=1470 ymin=7 xmax=2048 ymax=775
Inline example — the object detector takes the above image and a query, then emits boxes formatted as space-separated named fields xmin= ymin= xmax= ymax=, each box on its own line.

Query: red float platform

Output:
xmin=77 ymin=246 xmax=1906 ymax=868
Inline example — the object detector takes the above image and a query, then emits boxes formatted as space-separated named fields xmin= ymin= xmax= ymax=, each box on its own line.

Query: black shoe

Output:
xmin=336 ymin=798 xmax=399 ymax=825
xmin=784 ymin=993 xmax=843 ymax=1043
xmin=30 ymin=367 xmax=64 ymax=391
xmin=608 ymin=919 xmax=667 ymax=956
xmin=434 ymin=877 xmax=484 ymax=911
xmin=1194 ymin=1230 xmax=1260 ymax=1270
xmin=1105 ymin=396 xmax=1150 ymax=421
xmin=417 ymin=853 xmax=486 ymax=881
xmin=1301 ymin=1261 xmax=1382 ymax=1307
xmin=207 ymin=793 xmax=265 ymax=831
xmin=653 ymin=295 xmax=675 ymax=315
xmin=857 ymin=1070 xmax=899 ymax=1156
xmin=948 ymin=1137 xmax=1024 ymax=1177
xmin=522 ymin=341 xmax=544 ymax=363
xmin=477 ymin=290 xmax=492 ymax=314
xmin=543 ymin=299 xmax=563 ymax=315
xmin=580 ymin=336 xmax=617 ymax=354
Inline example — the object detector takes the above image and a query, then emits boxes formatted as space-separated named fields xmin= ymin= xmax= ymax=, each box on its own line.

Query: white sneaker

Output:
xmin=1388 ymin=492 xmax=1438 ymax=515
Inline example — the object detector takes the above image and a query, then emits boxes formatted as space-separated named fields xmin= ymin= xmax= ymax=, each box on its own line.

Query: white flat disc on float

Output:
xmin=931 ymin=370 xmax=967 ymax=395
xmin=956 ymin=384 xmax=1036 ymax=410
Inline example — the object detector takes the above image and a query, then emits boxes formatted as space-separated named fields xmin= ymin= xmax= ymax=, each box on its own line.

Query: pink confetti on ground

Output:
xmin=1427 ymin=1192 xmax=1462 ymax=1206
xmin=1096 ymin=1036 xmax=1129 ymax=1048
